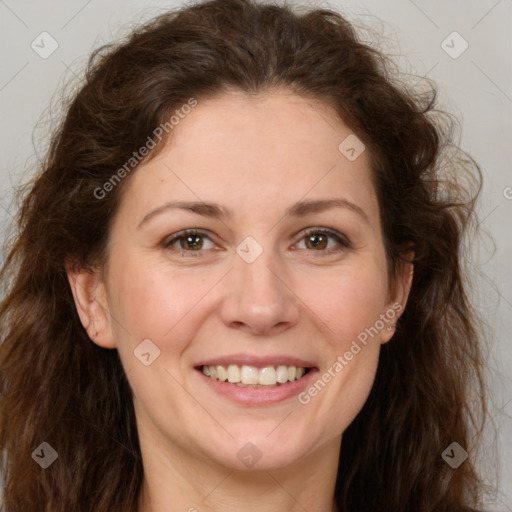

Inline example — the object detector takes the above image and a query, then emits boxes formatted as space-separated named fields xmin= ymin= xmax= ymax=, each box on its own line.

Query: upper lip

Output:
xmin=195 ymin=354 xmax=317 ymax=369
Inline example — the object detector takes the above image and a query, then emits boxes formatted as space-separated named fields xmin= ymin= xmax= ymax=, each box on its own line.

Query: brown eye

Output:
xmin=295 ymin=228 xmax=351 ymax=253
xmin=163 ymin=230 xmax=215 ymax=255
xmin=304 ymin=233 xmax=328 ymax=250
xmin=178 ymin=234 xmax=204 ymax=251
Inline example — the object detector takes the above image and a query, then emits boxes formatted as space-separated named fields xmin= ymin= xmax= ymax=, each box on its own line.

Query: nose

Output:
xmin=219 ymin=246 xmax=300 ymax=336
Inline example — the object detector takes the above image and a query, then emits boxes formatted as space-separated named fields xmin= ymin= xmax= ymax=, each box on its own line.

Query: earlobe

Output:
xmin=65 ymin=264 xmax=116 ymax=349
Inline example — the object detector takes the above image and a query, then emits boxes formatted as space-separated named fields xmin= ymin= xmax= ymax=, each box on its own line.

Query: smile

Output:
xmin=201 ymin=364 xmax=310 ymax=387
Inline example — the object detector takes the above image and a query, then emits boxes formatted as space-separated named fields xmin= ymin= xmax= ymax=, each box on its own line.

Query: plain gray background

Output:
xmin=0 ymin=0 xmax=511 ymax=509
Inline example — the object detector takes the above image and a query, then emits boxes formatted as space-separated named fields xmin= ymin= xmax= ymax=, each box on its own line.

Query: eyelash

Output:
xmin=162 ymin=228 xmax=351 ymax=257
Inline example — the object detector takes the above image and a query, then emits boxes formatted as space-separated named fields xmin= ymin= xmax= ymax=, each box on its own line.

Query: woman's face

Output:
xmin=72 ymin=89 xmax=412 ymax=472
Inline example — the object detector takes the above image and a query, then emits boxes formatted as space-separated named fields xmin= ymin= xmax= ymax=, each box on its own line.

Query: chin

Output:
xmin=200 ymin=431 xmax=316 ymax=472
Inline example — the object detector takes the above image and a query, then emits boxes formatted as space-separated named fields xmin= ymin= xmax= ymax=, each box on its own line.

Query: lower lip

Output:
xmin=195 ymin=368 xmax=319 ymax=406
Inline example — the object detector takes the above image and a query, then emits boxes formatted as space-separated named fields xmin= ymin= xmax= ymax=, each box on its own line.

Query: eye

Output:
xmin=294 ymin=228 xmax=351 ymax=253
xmin=162 ymin=227 xmax=351 ymax=258
xmin=162 ymin=229 xmax=215 ymax=256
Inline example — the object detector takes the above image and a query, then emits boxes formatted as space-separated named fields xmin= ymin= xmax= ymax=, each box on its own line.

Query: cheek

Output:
xmin=324 ymin=348 xmax=380 ymax=440
xmin=300 ymin=261 xmax=388 ymax=434
xmin=107 ymin=254 xmax=224 ymax=365
xmin=301 ymin=262 xmax=388 ymax=348
xmin=299 ymin=274 xmax=385 ymax=437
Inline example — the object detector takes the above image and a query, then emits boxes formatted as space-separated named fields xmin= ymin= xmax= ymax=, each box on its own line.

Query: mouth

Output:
xmin=194 ymin=353 xmax=319 ymax=407
xmin=193 ymin=355 xmax=318 ymax=405
xmin=197 ymin=364 xmax=312 ymax=388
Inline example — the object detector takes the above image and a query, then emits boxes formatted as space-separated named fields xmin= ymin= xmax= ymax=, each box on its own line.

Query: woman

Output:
xmin=0 ymin=0 xmax=491 ymax=510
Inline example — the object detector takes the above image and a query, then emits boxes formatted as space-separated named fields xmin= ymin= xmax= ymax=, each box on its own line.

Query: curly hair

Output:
xmin=0 ymin=0 xmax=490 ymax=510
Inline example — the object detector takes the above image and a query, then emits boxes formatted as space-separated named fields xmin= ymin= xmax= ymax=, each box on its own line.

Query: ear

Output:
xmin=380 ymin=249 xmax=415 ymax=344
xmin=65 ymin=263 xmax=116 ymax=349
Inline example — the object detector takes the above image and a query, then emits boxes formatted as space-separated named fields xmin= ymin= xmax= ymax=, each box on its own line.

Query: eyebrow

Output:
xmin=137 ymin=198 xmax=369 ymax=229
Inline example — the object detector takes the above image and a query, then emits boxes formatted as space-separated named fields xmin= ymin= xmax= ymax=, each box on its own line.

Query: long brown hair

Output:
xmin=0 ymin=0 xmax=491 ymax=510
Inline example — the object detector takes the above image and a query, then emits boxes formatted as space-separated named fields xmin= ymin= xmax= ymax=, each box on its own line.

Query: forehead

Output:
xmin=118 ymin=89 xmax=379 ymax=228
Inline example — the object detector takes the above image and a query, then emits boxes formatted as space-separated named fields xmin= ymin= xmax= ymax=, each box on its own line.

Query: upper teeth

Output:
xmin=201 ymin=364 xmax=307 ymax=386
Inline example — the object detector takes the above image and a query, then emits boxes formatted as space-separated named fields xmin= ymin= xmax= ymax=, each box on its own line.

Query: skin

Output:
xmin=67 ymin=88 xmax=413 ymax=512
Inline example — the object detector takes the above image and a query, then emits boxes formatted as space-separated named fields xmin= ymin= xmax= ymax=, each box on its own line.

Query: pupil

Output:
xmin=183 ymin=235 xmax=202 ymax=250
xmin=308 ymin=234 xmax=326 ymax=250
